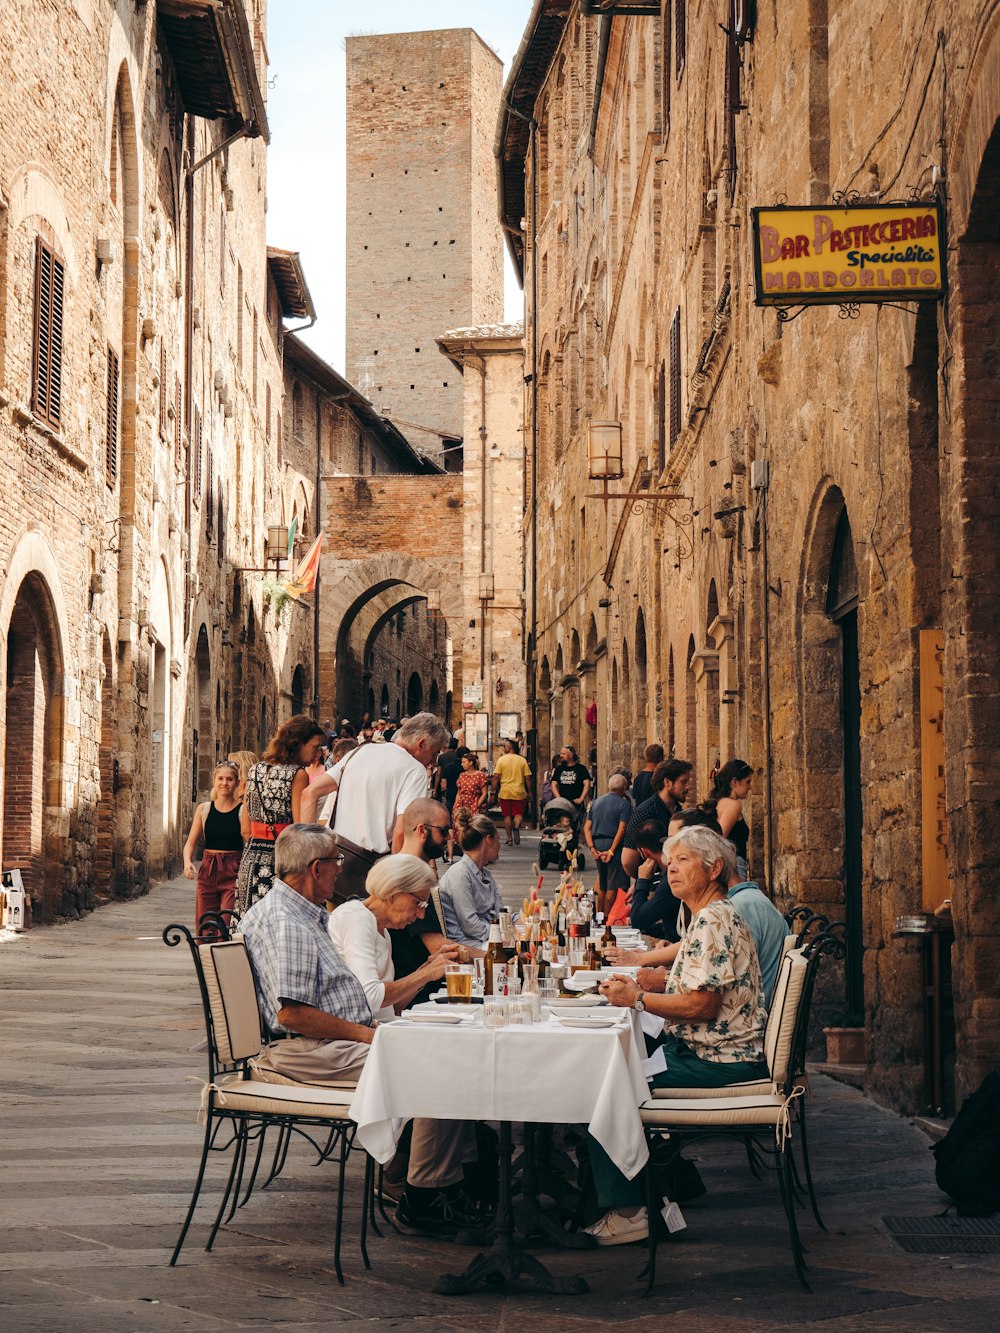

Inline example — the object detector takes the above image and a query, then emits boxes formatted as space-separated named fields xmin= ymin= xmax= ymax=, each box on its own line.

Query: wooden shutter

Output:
xmin=277 ymin=411 xmax=282 ymax=467
xmin=657 ymin=359 xmax=667 ymax=472
xmin=675 ymin=0 xmax=686 ymax=80
xmin=105 ymin=345 xmax=120 ymax=485
xmin=174 ymin=375 xmax=182 ymax=466
xmin=159 ymin=342 xmax=168 ymax=438
xmin=662 ymin=2 xmax=672 ymax=133
xmin=668 ymin=309 xmax=682 ymax=449
xmin=206 ymin=443 xmax=214 ymax=537
xmin=32 ymin=237 xmax=65 ymax=429
xmin=192 ymin=406 xmax=202 ymax=505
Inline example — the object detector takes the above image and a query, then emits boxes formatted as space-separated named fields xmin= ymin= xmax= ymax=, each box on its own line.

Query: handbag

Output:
xmin=328 ymin=744 xmax=387 ymax=900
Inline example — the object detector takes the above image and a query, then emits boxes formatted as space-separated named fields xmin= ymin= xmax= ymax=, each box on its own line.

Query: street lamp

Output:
xmin=426 ymin=589 xmax=441 ymax=613
xmin=478 ymin=571 xmax=495 ymax=601
xmin=266 ymin=525 xmax=290 ymax=564
xmin=587 ymin=419 xmax=624 ymax=480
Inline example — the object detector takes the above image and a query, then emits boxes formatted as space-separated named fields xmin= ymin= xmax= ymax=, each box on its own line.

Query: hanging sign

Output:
xmin=462 ymin=682 xmax=484 ymax=708
xmin=752 ymin=201 xmax=946 ymax=306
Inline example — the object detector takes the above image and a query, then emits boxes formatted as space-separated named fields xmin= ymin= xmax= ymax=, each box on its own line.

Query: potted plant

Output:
xmin=822 ymin=1018 xmax=866 ymax=1065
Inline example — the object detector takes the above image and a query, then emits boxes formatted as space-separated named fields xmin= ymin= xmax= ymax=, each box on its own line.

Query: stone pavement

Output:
xmin=2 ymin=877 xmax=999 ymax=1332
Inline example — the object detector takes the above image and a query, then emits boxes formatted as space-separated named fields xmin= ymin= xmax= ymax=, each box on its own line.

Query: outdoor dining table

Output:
xmin=349 ymin=1005 xmax=650 ymax=1294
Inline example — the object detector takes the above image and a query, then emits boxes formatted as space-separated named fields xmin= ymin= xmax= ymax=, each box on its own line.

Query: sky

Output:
xmin=264 ymin=1 xmax=535 ymax=373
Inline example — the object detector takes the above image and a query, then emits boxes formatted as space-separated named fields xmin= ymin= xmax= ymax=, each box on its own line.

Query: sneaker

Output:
xmin=581 ymin=1206 xmax=649 ymax=1246
xmin=392 ymin=1188 xmax=490 ymax=1242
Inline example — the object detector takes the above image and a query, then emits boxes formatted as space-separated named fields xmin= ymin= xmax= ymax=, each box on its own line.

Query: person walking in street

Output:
xmin=491 ymin=737 xmax=533 ymax=845
xmin=329 ymin=712 xmax=451 ymax=900
xmin=551 ymin=744 xmax=592 ymax=811
xmin=433 ymin=738 xmax=462 ymax=817
xmin=183 ymin=760 xmax=243 ymax=932
xmin=632 ymin=744 xmax=664 ymax=807
xmin=451 ymin=748 xmax=489 ymax=836
xmin=620 ymin=757 xmax=693 ymax=878
xmin=709 ymin=758 xmax=754 ymax=879
xmin=235 ymin=714 xmax=325 ymax=915
xmin=584 ymin=773 xmax=632 ymax=918
xmin=227 ymin=750 xmax=257 ymax=801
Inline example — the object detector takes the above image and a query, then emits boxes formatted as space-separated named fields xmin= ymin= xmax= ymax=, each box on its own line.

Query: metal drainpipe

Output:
xmin=469 ymin=352 xmax=488 ymax=680
xmin=529 ymin=116 xmax=539 ymax=795
xmin=183 ymin=118 xmax=195 ymax=640
xmin=313 ymin=391 xmax=322 ymax=721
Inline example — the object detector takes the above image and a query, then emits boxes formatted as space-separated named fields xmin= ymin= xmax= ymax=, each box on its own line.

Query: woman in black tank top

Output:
xmin=710 ymin=759 xmax=754 ymax=878
xmin=183 ymin=761 xmax=243 ymax=933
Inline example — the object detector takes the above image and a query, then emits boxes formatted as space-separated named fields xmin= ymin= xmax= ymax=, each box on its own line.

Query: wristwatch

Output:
xmin=633 ymin=995 xmax=646 ymax=1012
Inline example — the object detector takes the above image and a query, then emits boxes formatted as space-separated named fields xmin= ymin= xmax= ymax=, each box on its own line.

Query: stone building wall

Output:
xmin=0 ymin=1 xmax=312 ymax=917
xmin=438 ymin=326 xmax=528 ymax=764
xmin=318 ymin=474 xmax=463 ymax=726
xmin=505 ymin=0 xmax=1000 ymax=1114
xmin=344 ymin=29 xmax=504 ymax=457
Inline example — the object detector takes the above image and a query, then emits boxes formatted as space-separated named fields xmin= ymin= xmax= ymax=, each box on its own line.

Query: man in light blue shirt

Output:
xmin=725 ymin=880 xmax=788 ymax=1006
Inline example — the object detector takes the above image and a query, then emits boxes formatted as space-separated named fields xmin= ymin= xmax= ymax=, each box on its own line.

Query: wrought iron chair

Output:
xmin=638 ymin=936 xmax=837 ymax=1294
xmin=163 ymin=923 xmax=375 ymax=1283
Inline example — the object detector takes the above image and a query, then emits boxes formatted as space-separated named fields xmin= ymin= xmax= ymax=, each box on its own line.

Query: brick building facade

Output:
xmin=499 ymin=1 xmax=1000 ymax=1115
xmin=345 ymin=29 xmax=504 ymax=459
xmin=0 ymin=2 xmax=430 ymax=921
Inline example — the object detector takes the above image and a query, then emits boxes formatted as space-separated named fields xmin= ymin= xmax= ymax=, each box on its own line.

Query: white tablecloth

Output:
xmin=349 ymin=1010 xmax=650 ymax=1180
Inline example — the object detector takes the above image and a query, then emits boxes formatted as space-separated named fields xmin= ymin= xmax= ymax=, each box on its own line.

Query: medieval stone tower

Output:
xmin=345 ymin=29 xmax=504 ymax=457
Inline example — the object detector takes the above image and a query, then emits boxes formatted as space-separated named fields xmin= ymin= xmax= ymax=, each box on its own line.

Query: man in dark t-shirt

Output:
xmin=434 ymin=741 xmax=462 ymax=815
xmin=632 ymin=743 xmax=665 ymax=807
xmin=551 ymin=745 xmax=592 ymax=809
xmin=389 ymin=798 xmax=467 ymax=1004
xmin=621 ymin=758 xmax=693 ymax=877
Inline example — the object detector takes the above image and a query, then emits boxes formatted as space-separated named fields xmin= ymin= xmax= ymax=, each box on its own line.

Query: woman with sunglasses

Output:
xmin=328 ymin=854 xmax=460 ymax=1019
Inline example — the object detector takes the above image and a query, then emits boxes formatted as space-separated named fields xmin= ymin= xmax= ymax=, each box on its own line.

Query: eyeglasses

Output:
xmin=314 ymin=854 xmax=345 ymax=869
xmin=404 ymin=893 xmax=431 ymax=913
xmin=427 ymin=823 xmax=451 ymax=834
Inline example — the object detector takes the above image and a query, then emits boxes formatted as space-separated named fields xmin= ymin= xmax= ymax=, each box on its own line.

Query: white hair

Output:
xmin=274 ymin=824 xmax=339 ymax=879
xmin=365 ymin=853 xmax=436 ymax=901
xmin=394 ymin=712 xmax=451 ymax=751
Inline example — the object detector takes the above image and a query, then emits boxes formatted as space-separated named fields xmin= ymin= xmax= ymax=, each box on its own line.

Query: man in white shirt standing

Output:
xmin=330 ymin=712 xmax=451 ymax=899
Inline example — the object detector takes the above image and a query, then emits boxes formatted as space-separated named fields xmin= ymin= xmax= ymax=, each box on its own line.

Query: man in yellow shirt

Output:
xmin=491 ymin=738 xmax=533 ymax=846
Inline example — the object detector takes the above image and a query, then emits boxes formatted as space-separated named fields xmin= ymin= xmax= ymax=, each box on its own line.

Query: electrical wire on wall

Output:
xmin=870 ymin=306 xmax=888 ymax=585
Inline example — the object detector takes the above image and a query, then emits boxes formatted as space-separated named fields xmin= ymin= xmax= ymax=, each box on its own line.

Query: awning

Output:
xmin=157 ymin=0 xmax=269 ymax=141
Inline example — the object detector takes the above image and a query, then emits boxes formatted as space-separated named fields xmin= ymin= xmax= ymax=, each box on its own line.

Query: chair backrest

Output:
xmin=430 ymin=881 xmax=445 ymax=935
xmin=779 ymin=933 xmax=797 ymax=964
xmin=763 ymin=947 xmax=809 ymax=1088
xmin=198 ymin=939 xmax=265 ymax=1068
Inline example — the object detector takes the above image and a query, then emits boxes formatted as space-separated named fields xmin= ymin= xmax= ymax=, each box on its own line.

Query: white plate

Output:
xmin=547 ymin=994 xmax=607 ymax=1009
xmin=403 ymin=1012 xmax=466 ymax=1025
xmin=553 ymin=1014 xmax=621 ymax=1029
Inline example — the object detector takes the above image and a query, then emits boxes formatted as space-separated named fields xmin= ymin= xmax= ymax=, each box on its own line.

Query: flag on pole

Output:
xmin=286 ymin=516 xmax=299 ymax=559
xmin=285 ymin=533 xmax=323 ymax=599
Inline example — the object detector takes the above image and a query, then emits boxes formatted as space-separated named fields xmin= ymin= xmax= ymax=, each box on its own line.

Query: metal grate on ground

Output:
xmin=884 ymin=1215 xmax=1000 ymax=1254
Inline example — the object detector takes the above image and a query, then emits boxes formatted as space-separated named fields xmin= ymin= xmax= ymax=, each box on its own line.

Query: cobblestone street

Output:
xmin=2 ymin=881 xmax=998 ymax=1332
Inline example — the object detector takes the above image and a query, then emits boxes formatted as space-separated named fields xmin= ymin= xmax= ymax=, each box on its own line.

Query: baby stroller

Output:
xmin=538 ymin=797 xmax=586 ymax=871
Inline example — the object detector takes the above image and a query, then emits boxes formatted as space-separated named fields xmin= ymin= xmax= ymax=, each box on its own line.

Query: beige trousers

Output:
xmin=250 ymin=1036 xmax=474 ymax=1189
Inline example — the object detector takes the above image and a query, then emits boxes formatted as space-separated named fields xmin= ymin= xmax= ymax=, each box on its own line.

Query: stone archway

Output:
xmin=945 ymin=48 xmax=1000 ymax=1097
xmin=320 ymin=552 xmax=461 ymax=726
xmin=1 ymin=572 xmax=66 ymax=917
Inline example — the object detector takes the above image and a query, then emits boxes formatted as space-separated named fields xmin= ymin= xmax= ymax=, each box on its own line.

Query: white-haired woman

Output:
xmin=328 ymin=853 xmax=460 ymax=1019
xmin=585 ymin=826 xmax=769 ymax=1246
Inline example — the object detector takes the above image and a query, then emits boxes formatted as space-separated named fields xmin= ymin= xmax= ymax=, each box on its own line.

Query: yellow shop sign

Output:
xmin=751 ymin=202 xmax=946 ymax=306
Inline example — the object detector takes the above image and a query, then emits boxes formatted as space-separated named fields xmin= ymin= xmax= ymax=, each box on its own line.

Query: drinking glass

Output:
xmin=445 ymin=963 xmax=474 ymax=1003
xmin=484 ymin=997 xmax=507 ymax=1028
xmin=508 ymin=995 xmax=532 ymax=1025
xmin=471 ymin=957 xmax=485 ymax=997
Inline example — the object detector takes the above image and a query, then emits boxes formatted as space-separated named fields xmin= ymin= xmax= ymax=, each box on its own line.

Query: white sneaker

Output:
xmin=582 ymin=1205 xmax=649 ymax=1246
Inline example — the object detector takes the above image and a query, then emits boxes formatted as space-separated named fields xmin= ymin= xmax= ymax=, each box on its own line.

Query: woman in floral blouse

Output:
xmin=585 ymin=825 xmax=768 ymax=1246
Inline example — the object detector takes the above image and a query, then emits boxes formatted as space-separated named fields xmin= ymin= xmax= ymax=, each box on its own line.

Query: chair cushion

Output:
xmin=640 ymin=1093 xmax=789 ymax=1128
xmin=764 ymin=949 xmax=808 ymax=1084
xmin=650 ymin=1079 xmax=776 ymax=1100
xmin=199 ymin=941 xmax=263 ymax=1064
xmin=211 ymin=1073 xmax=353 ymax=1119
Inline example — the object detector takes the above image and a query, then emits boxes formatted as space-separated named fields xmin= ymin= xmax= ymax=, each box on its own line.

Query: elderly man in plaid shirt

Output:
xmin=239 ymin=823 xmax=482 ymax=1241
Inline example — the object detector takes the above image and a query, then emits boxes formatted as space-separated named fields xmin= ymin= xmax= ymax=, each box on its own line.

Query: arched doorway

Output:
xmin=826 ymin=505 xmax=863 ymax=1022
xmin=95 ymin=633 xmax=117 ymax=899
xmin=428 ymin=679 xmax=440 ymax=714
xmin=291 ymin=664 xmax=305 ymax=716
xmin=635 ymin=609 xmax=648 ymax=765
xmin=2 ymin=574 xmax=65 ymax=914
xmin=407 ymin=672 xmax=423 ymax=715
